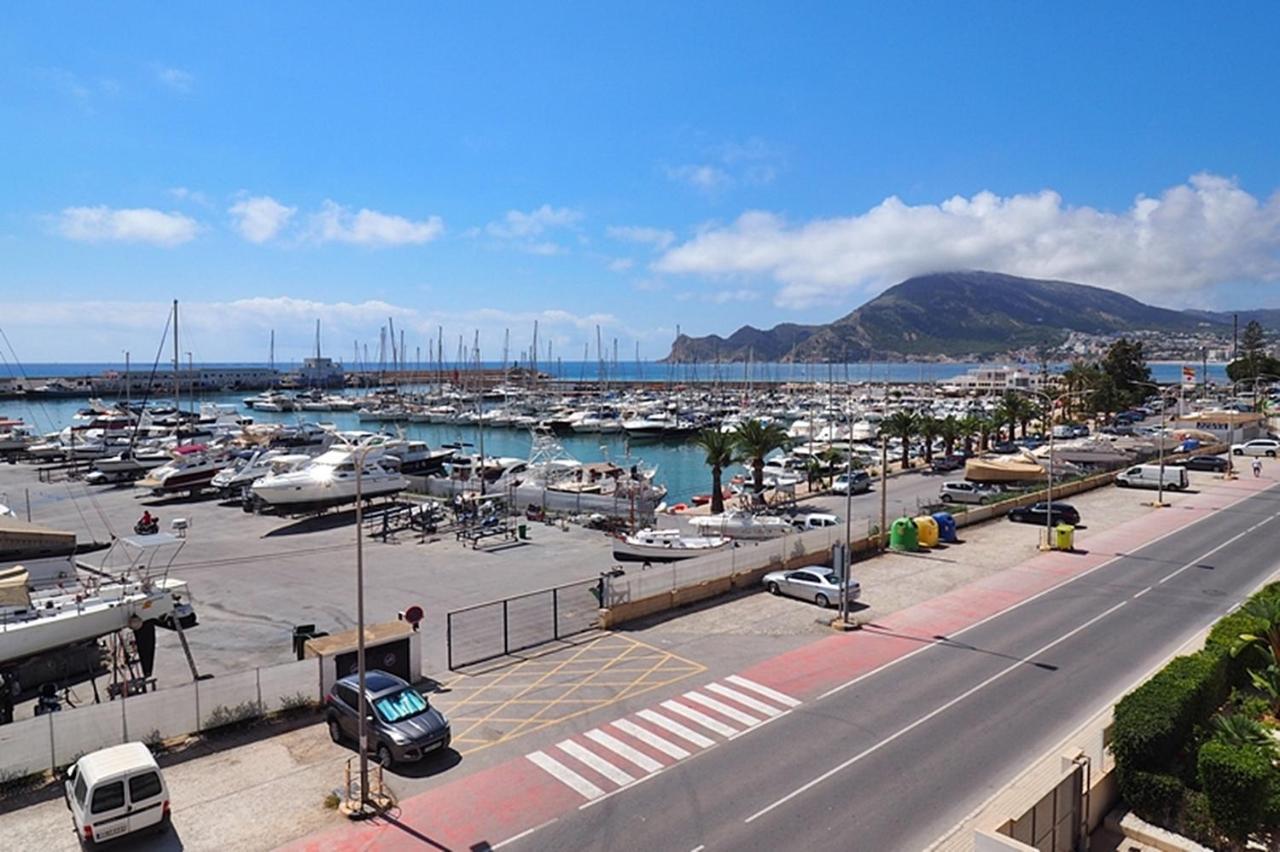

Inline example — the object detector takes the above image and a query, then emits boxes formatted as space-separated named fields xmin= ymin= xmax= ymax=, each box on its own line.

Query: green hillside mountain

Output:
xmin=664 ymin=271 xmax=1230 ymax=362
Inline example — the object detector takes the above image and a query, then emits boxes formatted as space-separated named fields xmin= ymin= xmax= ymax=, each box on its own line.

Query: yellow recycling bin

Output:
xmin=913 ymin=515 xmax=940 ymax=548
xmin=1054 ymin=523 xmax=1075 ymax=551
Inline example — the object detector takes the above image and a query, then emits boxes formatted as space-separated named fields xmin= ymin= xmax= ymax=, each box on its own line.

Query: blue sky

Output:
xmin=2 ymin=2 xmax=1279 ymax=363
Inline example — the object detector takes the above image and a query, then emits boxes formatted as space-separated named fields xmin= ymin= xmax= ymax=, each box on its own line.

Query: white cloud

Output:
xmin=608 ymin=258 xmax=634 ymax=272
xmin=606 ymin=225 xmax=675 ymax=250
xmin=310 ymin=200 xmax=444 ymax=246
xmin=0 ymin=298 xmax=645 ymax=360
xmin=665 ymin=164 xmax=730 ymax=192
xmin=229 ymin=196 xmax=297 ymax=243
xmin=155 ymin=66 xmax=194 ymax=93
xmin=486 ymin=205 xmax=581 ymax=239
xmin=655 ymin=173 xmax=1280 ymax=308
xmin=55 ymin=206 xmax=199 ymax=246
xmin=168 ymin=187 xmax=211 ymax=207
xmin=674 ymin=288 xmax=760 ymax=304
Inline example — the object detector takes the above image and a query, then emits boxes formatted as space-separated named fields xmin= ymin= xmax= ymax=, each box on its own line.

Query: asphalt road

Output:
xmin=519 ymin=484 xmax=1280 ymax=852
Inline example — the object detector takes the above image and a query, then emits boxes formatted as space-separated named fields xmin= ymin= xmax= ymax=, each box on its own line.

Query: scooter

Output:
xmin=134 ymin=519 xmax=159 ymax=535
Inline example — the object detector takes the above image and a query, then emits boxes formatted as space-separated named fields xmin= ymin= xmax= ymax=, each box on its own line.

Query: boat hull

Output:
xmin=612 ymin=540 xmax=733 ymax=563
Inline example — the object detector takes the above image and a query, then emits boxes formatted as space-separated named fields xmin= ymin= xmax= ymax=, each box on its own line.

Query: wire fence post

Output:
xmin=446 ymin=611 xmax=454 ymax=670
xmin=502 ymin=599 xmax=510 ymax=656
xmin=552 ymin=587 xmax=560 ymax=640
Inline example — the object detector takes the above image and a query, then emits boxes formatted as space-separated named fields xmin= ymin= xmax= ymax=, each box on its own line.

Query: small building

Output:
xmin=1172 ymin=409 xmax=1266 ymax=445
xmin=940 ymin=366 xmax=1049 ymax=396
xmin=288 ymin=356 xmax=346 ymax=389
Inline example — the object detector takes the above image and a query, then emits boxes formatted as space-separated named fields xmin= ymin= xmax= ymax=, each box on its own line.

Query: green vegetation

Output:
xmin=693 ymin=428 xmax=738 ymax=513
xmin=730 ymin=420 xmax=790 ymax=494
xmin=1113 ymin=581 xmax=1280 ymax=848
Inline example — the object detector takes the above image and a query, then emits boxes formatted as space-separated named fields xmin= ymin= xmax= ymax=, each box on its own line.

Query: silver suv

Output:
xmin=939 ymin=481 xmax=997 ymax=505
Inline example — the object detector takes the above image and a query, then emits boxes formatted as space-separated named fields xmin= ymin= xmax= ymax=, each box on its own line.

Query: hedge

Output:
xmin=1116 ymin=769 xmax=1185 ymax=824
xmin=1205 ymin=582 xmax=1280 ymax=688
xmin=1113 ymin=650 xmax=1228 ymax=773
xmin=1198 ymin=740 xmax=1274 ymax=842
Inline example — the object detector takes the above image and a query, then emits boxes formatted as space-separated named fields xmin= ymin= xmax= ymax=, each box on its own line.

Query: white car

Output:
xmin=64 ymin=742 xmax=170 ymax=845
xmin=939 ymin=481 xmax=998 ymax=504
xmin=762 ymin=565 xmax=860 ymax=608
xmin=832 ymin=470 xmax=873 ymax=495
xmin=792 ymin=512 xmax=840 ymax=531
xmin=1232 ymin=439 xmax=1280 ymax=457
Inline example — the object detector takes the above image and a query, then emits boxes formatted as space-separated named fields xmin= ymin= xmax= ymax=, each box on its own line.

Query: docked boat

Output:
xmin=93 ymin=445 xmax=173 ymax=477
xmin=612 ymin=528 xmax=733 ymax=563
xmin=384 ymin=439 xmax=454 ymax=476
xmin=136 ymin=444 xmax=232 ymax=495
xmin=964 ymin=454 xmax=1046 ymax=484
xmin=686 ymin=510 xmax=792 ymax=540
xmin=210 ymin=449 xmax=313 ymax=499
xmin=249 ymin=442 xmax=408 ymax=514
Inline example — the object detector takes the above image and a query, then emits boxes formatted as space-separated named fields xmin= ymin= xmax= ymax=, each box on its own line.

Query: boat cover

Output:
xmin=0 ymin=565 xmax=31 ymax=608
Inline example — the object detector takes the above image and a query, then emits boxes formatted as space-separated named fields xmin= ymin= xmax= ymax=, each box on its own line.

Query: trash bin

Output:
xmin=889 ymin=517 xmax=919 ymax=552
xmin=517 ymin=523 xmax=528 ymax=540
xmin=932 ymin=512 xmax=958 ymax=543
xmin=1054 ymin=523 xmax=1075 ymax=551
xmin=913 ymin=515 xmax=939 ymax=548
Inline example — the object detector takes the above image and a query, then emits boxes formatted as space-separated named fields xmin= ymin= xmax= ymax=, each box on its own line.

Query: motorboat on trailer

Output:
xmin=686 ymin=509 xmax=793 ymax=540
xmin=92 ymin=444 xmax=173 ymax=478
xmin=136 ymin=444 xmax=232 ymax=495
xmin=248 ymin=442 xmax=408 ymax=514
xmin=210 ymin=449 xmax=313 ymax=499
xmin=612 ymin=528 xmax=733 ymax=563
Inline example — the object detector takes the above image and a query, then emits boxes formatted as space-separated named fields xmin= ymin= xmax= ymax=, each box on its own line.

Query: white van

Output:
xmin=1115 ymin=464 xmax=1189 ymax=491
xmin=65 ymin=742 xmax=170 ymax=846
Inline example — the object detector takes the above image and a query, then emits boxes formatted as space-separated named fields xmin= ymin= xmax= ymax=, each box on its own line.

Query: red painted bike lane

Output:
xmin=281 ymin=476 xmax=1271 ymax=852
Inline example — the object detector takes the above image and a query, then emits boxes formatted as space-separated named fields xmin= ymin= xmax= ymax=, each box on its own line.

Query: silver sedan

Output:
xmin=762 ymin=566 xmax=861 ymax=608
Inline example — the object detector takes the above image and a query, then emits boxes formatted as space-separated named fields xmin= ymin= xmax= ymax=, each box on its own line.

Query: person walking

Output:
xmin=1253 ymin=458 xmax=1263 ymax=478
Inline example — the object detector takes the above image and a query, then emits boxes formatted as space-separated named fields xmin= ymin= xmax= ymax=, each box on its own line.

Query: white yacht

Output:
xmin=687 ymin=510 xmax=793 ymax=540
xmin=136 ymin=444 xmax=232 ymax=495
xmin=211 ymin=449 xmax=312 ymax=498
xmin=249 ymin=442 xmax=408 ymax=514
xmin=92 ymin=444 xmax=173 ymax=476
xmin=612 ymin=528 xmax=733 ymax=563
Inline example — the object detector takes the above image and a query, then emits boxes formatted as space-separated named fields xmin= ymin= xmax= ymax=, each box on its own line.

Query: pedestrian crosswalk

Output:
xmin=524 ymin=675 xmax=801 ymax=802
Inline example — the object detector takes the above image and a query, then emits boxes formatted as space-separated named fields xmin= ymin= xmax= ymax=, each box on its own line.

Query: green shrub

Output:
xmin=1198 ymin=739 xmax=1275 ymax=843
xmin=1117 ymin=769 xmax=1184 ymax=823
xmin=1112 ymin=651 xmax=1228 ymax=773
xmin=1209 ymin=583 xmax=1280 ymax=688
xmin=1177 ymin=790 xmax=1220 ymax=848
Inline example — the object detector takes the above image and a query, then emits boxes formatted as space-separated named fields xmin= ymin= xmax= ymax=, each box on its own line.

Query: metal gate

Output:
xmin=446 ymin=579 xmax=602 ymax=669
xmin=1003 ymin=764 xmax=1083 ymax=852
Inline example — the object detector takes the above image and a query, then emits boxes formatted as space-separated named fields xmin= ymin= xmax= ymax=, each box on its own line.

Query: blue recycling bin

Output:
xmin=932 ymin=511 xmax=959 ymax=543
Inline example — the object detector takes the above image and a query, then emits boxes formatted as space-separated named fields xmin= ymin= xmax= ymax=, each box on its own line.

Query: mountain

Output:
xmin=664 ymin=271 xmax=1230 ymax=362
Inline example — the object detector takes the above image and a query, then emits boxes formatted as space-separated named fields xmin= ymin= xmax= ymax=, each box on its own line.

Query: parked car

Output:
xmin=1115 ymin=464 xmax=1190 ymax=491
xmin=325 ymin=670 xmax=451 ymax=767
xmin=64 ymin=742 xmax=170 ymax=846
xmin=928 ymin=456 xmax=965 ymax=474
xmin=1177 ymin=455 xmax=1229 ymax=473
xmin=939 ymin=481 xmax=998 ymax=505
xmin=792 ymin=512 xmax=839 ymax=531
xmin=989 ymin=441 xmax=1019 ymax=454
xmin=831 ymin=470 xmax=872 ymax=494
xmin=1232 ymin=439 xmax=1280 ymax=457
xmin=1069 ymin=425 xmax=1091 ymax=438
xmin=1007 ymin=501 xmax=1080 ymax=526
xmin=762 ymin=565 xmax=860 ymax=608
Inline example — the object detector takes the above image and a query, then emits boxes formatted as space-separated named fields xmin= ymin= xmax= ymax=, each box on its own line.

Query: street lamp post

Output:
xmin=1017 ymin=387 xmax=1094 ymax=550
xmin=354 ymin=442 xmax=370 ymax=810
xmin=1133 ymin=381 xmax=1170 ymax=508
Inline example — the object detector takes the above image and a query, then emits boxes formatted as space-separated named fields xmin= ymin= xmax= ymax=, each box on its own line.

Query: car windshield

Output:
xmin=373 ymin=687 xmax=429 ymax=723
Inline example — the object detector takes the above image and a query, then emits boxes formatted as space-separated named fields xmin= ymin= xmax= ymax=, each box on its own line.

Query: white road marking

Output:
xmin=1133 ymin=586 xmax=1152 ymax=599
xmin=744 ymin=599 xmax=1130 ymax=825
xmin=661 ymin=700 xmax=739 ymax=738
xmin=613 ymin=718 xmax=691 ymax=759
xmin=584 ymin=729 xmax=663 ymax=773
xmin=725 ymin=675 xmax=802 ymax=707
xmin=637 ymin=708 xmax=715 ymax=747
xmin=527 ymin=750 xmax=604 ymax=800
xmin=683 ymin=691 xmax=763 ymax=727
xmin=558 ymin=739 xmax=635 ymax=787
xmin=816 ymin=484 xmax=1278 ymax=702
xmin=705 ymin=682 xmax=783 ymax=717
xmin=491 ymin=818 xmax=559 ymax=850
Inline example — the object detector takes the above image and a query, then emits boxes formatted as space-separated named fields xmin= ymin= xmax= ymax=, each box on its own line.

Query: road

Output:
xmin=518 ymin=483 xmax=1280 ymax=851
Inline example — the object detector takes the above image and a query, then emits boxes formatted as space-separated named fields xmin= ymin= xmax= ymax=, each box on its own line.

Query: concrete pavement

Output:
xmin=282 ymin=472 xmax=1277 ymax=852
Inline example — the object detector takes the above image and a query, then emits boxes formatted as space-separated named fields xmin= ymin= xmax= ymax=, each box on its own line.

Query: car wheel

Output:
xmin=767 ymin=581 xmax=780 ymax=595
xmin=940 ymin=493 xmax=953 ymax=503
xmin=1269 ymin=451 xmax=1276 ymax=458
xmin=815 ymin=593 xmax=830 ymax=608
xmin=328 ymin=718 xmax=343 ymax=744
xmin=376 ymin=744 xmax=395 ymax=768
xmin=1234 ymin=449 xmax=1244 ymax=455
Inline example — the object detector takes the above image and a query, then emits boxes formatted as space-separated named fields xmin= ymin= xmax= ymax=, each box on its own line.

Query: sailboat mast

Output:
xmin=172 ymin=299 xmax=180 ymax=445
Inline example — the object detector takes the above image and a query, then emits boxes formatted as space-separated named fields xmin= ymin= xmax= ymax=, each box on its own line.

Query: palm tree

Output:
xmin=957 ymin=415 xmax=983 ymax=455
xmin=882 ymin=409 xmax=919 ymax=470
xmin=1211 ymin=713 xmax=1279 ymax=754
xmin=1235 ymin=595 xmax=1280 ymax=665
xmin=917 ymin=416 xmax=939 ymax=464
xmin=692 ymin=428 xmax=737 ymax=514
xmin=937 ymin=415 xmax=962 ymax=458
xmin=975 ymin=415 xmax=996 ymax=452
xmin=733 ymin=419 xmax=790 ymax=494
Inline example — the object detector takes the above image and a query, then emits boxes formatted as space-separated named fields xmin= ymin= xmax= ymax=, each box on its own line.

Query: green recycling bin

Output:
xmin=889 ymin=517 xmax=919 ymax=552
xmin=1054 ymin=523 xmax=1075 ymax=551
xmin=518 ymin=523 xmax=528 ymax=540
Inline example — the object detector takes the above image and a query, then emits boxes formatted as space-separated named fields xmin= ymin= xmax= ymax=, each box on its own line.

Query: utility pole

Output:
xmin=354 ymin=441 xmax=370 ymax=810
xmin=878 ymin=435 xmax=888 ymax=549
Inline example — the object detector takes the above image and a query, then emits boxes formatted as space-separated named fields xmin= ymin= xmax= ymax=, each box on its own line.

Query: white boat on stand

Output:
xmin=686 ymin=509 xmax=793 ymax=540
xmin=612 ymin=528 xmax=733 ymax=563
xmin=249 ymin=440 xmax=408 ymax=514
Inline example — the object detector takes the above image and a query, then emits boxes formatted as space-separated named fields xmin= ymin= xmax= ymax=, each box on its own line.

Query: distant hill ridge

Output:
xmin=663 ymin=271 xmax=1239 ymax=362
